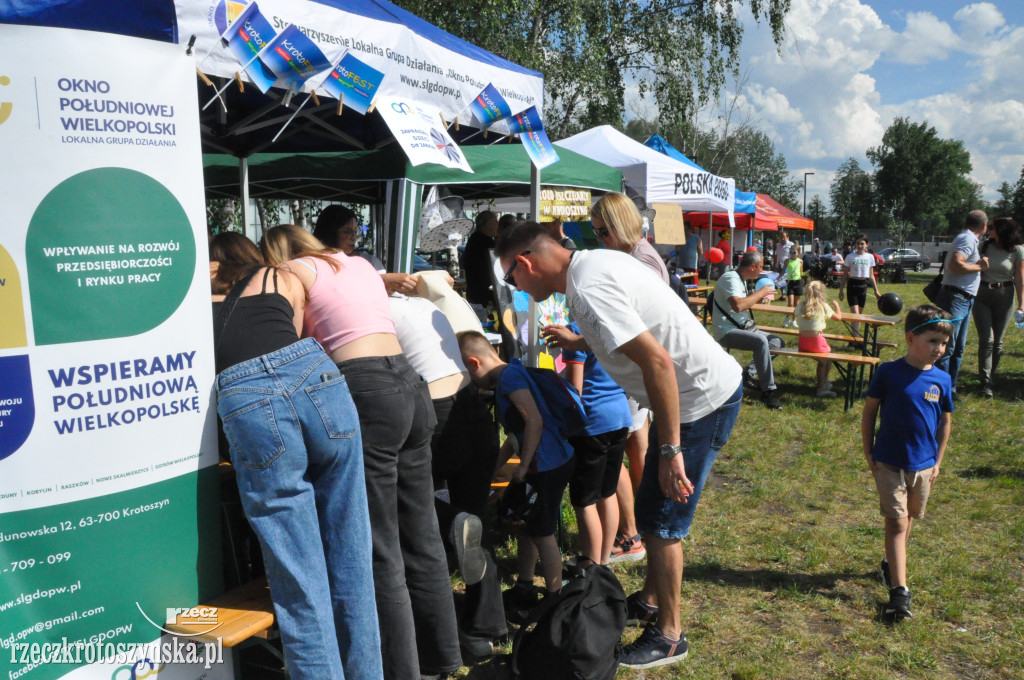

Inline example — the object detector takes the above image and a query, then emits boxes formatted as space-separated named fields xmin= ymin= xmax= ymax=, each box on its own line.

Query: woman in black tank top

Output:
xmin=209 ymin=232 xmax=382 ymax=680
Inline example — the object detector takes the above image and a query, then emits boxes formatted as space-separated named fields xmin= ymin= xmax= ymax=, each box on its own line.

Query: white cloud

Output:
xmin=887 ymin=12 xmax=959 ymax=64
xmin=954 ymin=3 xmax=1005 ymax=41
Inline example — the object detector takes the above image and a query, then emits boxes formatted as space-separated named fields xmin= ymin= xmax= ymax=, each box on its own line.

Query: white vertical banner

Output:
xmin=0 ymin=24 xmax=230 ymax=680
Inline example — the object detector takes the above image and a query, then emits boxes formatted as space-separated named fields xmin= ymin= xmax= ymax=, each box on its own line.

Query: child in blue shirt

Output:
xmin=457 ymin=331 xmax=576 ymax=601
xmin=559 ymin=321 xmax=632 ymax=566
xmin=861 ymin=304 xmax=954 ymax=622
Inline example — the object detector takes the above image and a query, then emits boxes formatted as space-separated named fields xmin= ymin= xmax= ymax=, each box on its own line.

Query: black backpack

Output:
xmin=511 ymin=564 xmax=627 ymax=680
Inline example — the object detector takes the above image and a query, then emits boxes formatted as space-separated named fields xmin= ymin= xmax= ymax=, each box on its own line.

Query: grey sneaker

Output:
xmin=884 ymin=586 xmax=912 ymax=622
xmin=619 ymin=624 xmax=688 ymax=669
xmin=879 ymin=559 xmax=892 ymax=590
xmin=451 ymin=512 xmax=486 ymax=586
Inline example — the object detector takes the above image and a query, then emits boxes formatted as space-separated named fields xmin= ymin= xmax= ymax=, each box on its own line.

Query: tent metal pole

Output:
xmin=527 ymin=164 xmax=540 ymax=368
xmin=239 ymin=157 xmax=252 ymax=240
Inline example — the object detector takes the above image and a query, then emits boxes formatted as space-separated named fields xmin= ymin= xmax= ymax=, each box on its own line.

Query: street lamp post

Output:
xmin=803 ymin=171 xmax=815 ymax=244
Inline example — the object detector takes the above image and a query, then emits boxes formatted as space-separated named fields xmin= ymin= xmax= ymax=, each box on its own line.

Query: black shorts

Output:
xmin=787 ymin=280 xmax=805 ymax=296
xmin=847 ymin=278 xmax=868 ymax=308
xmin=523 ymin=458 xmax=574 ymax=538
xmin=568 ymin=428 xmax=628 ymax=507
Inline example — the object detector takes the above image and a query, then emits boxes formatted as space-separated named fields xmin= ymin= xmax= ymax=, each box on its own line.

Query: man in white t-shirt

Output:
xmin=496 ymin=221 xmax=743 ymax=670
xmin=937 ymin=210 xmax=990 ymax=397
xmin=772 ymin=231 xmax=792 ymax=273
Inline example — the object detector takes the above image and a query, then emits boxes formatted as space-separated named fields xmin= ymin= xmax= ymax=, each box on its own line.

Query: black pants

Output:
xmin=431 ymin=386 xmax=508 ymax=639
xmin=337 ymin=355 xmax=461 ymax=678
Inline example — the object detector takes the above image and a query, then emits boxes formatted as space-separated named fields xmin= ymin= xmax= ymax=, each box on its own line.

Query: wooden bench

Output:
xmin=165 ymin=577 xmax=280 ymax=678
xmin=758 ymin=325 xmax=899 ymax=353
xmin=769 ymin=347 xmax=880 ymax=411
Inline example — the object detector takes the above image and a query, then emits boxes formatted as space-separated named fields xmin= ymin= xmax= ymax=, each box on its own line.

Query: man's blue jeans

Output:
xmin=935 ymin=286 xmax=975 ymax=393
xmin=635 ymin=384 xmax=743 ymax=539
xmin=218 ymin=338 xmax=382 ymax=680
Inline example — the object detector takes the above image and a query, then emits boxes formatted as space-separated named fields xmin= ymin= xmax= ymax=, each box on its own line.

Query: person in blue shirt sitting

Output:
xmin=861 ymin=305 xmax=954 ymax=623
xmin=458 ymin=331 xmax=577 ymax=612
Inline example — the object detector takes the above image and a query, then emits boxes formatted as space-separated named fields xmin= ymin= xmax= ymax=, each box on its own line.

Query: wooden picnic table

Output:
xmin=690 ymin=296 xmax=900 ymax=361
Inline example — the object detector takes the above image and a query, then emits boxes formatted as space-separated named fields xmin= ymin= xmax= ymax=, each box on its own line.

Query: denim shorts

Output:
xmin=635 ymin=384 xmax=742 ymax=539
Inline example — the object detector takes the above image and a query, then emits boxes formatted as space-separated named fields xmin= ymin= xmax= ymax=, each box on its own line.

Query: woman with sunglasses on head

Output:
xmin=210 ymin=231 xmax=381 ymax=680
xmin=971 ymin=215 xmax=1024 ymax=397
xmin=544 ymin=192 xmax=668 ymax=564
xmin=590 ymin=192 xmax=669 ymax=283
xmin=261 ymin=224 xmax=462 ymax=680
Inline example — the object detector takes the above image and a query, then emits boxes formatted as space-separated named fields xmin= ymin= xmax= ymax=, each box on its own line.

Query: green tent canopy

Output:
xmin=203 ymin=145 xmax=623 ymax=202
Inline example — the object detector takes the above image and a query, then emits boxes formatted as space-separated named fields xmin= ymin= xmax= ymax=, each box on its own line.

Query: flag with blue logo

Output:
xmin=258 ymin=25 xmax=333 ymax=91
xmin=468 ymin=83 xmax=513 ymax=127
xmin=321 ymin=51 xmax=385 ymax=115
xmin=219 ymin=2 xmax=278 ymax=93
xmin=507 ymin=106 xmax=559 ymax=169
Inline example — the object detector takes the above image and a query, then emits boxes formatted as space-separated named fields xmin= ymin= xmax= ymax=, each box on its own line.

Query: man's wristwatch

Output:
xmin=658 ymin=444 xmax=683 ymax=460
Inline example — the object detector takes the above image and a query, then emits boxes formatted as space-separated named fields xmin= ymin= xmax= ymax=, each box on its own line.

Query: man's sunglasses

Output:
xmin=593 ymin=226 xmax=611 ymax=239
xmin=503 ymin=250 xmax=531 ymax=286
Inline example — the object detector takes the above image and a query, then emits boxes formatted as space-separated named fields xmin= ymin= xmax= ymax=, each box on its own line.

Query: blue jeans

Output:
xmin=635 ymin=384 xmax=743 ymax=539
xmin=935 ymin=286 xmax=975 ymax=392
xmin=217 ymin=338 xmax=382 ymax=680
xmin=336 ymin=354 xmax=461 ymax=679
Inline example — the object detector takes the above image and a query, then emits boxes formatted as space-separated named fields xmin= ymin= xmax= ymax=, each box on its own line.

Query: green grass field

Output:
xmin=470 ymin=270 xmax=1024 ymax=680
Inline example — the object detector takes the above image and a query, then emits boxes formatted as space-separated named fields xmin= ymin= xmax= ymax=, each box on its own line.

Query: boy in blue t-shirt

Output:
xmin=861 ymin=304 xmax=954 ymax=622
xmin=558 ymin=321 xmax=632 ymax=566
xmin=457 ymin=331 xmax=576 ymax=602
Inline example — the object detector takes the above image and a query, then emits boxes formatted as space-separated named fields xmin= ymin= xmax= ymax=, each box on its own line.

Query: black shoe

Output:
xmin=742 ymin=373 xmax=760 ymax=392
xmin=625 ymin=592 xmax=659 ymax=627
xmin=879 ymin=559 xmax=892 ymax=590
xmin=952 ymin=391 xmax=961 ymax=402
xmin=451 ymin=512 xmax=486 ymax=586
xmin=760 ymin=389 xmax=782 ymax=409
xmin=458 ymin=630 xmax=495 ymax=663
xmin=619 ymin=624 xmax=688 ymax=669
xmin=503 ymin=582 xmax=540 ymax=625
xmin=884 ymin=586 xmax=912 ymax=622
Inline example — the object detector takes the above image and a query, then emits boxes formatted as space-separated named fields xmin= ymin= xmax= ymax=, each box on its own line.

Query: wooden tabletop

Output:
xmin=690 ymin=297 xmax=901 ymax=326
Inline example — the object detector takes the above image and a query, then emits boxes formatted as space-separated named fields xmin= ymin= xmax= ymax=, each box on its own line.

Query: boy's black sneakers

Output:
xmin=624 ymin=592 xmax=659 ymax=627
xmin=879 ymin=558 xmax=892 ymax=590
xmin=760 ymin=388 xmax=782 ymax=410
xmin=503 ymin=581 xmax=540 ymax=625
xmin=885 ymin=586 xmax=912 ymax=622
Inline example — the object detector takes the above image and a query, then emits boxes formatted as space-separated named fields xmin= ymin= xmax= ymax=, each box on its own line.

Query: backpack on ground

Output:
xmin=511 ymin=563 xmax=627 ymax=680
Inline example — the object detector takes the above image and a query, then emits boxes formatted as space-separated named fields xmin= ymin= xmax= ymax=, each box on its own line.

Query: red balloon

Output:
xmin=746 ymin=246 xmax=759 ymax=252
xmin=707 ymin=247 xmax=725 ymax=264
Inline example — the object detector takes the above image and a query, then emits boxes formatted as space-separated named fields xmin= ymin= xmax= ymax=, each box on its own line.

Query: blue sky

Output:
xmin=633 ymin=0 xmax=1024 ymax=208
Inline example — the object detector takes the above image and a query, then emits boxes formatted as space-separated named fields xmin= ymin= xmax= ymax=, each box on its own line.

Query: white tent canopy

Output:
xmin=557 ymin=125 xmax=735 ymax=227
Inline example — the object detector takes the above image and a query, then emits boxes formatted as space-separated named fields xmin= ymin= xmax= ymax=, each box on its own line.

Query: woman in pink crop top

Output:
xmin=261 ymin=225 xmax=461 ymax=680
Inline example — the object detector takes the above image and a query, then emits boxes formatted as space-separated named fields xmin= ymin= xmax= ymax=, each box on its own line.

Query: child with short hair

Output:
xmin=558 ymin=321 xmax=632 ymax=566
xmin=457 ymin=331 xmax=576 ymax=603
xmin=795 ymin=281 xmax=843 ymax=397
xmin=783 ymin=245 xmax=804 ymax=327
xmin=861 ymin=305 xmax=954 ymax=622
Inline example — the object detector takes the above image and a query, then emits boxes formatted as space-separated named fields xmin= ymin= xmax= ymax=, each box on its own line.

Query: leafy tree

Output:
xmin=992 ymin=181 xmax=1015 ymax=216
xmin=394 ymin=0 xmax=791 ymax=139
xmin=828 ymin=158 xmax=875 ymax=245
xmin=807 ymin=193 xmax=826 ymax=231
xmin=1014 ymin=166 xmax=1024 ymax=225
xmin=867 ymin=117 xmax=973 ymax=234
xmin=206 ymin=199 xmax=242 ymax=234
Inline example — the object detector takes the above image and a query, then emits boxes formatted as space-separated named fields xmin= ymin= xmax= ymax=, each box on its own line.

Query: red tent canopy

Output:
xmin=686 ymin=193 xmax=813 ymax=231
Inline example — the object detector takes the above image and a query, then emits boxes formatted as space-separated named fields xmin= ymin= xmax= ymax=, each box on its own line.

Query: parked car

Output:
xmin=877 ymin=248 xmax=931 ymax=272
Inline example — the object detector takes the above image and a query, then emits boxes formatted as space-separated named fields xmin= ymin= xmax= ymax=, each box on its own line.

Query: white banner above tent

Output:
xmin=177 ymin=0 xmax=544 ymax=122
xmin=556 ymin=126 xmax=735 ymax=225
xmin=377 ymin=97 xmax=473 ymax=172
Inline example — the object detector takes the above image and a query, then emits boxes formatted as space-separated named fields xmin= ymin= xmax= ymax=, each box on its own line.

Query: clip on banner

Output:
xmin=202 ymin=2 xmax=278 ymax=110
xmin=377 ymin=97 xmax=473 ymax=173
xmin=319 ymin=51 xmax=386 ymax=116
xmin=456 ymin=83 xmax=513 ymax=143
